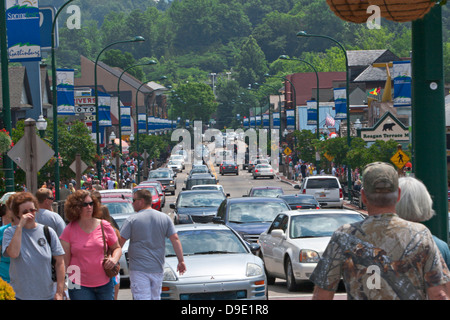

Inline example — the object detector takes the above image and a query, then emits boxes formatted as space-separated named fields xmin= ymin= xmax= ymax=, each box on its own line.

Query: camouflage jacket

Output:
xmin=310 ymin=213 xmax=450 ymax=300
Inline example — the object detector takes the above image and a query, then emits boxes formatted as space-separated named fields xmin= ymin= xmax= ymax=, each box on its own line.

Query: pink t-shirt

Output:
xmin=60 ymin=220 xmax=118 ymax=287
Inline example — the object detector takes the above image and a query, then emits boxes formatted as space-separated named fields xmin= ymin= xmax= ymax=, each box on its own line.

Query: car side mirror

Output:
xmin=169 ymin=203 xmax=176 ymax=209
xmin=294 ymin=185 xmax=300 ymax=189
xmin=271 ymin=229 xmax=286 ymax=239
xmin=226 ymin=193 xmax=230 ymax=197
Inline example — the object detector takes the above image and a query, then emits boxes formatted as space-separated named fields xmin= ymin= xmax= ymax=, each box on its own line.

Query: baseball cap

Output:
xmin=362 ymin=162 xmax=398 ymax=193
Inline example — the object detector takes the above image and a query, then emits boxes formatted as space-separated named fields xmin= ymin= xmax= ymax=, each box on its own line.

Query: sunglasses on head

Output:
xmin=82 ymin=201 xmax=94 ymax=207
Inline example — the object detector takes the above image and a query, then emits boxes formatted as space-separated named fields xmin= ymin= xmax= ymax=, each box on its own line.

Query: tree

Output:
xmin=168 ymin=82 xmax=217 ymax=123
xmin=234 ymin=35 xmax=268 ymax=87
xmin=293 ymin=129 xmax=317 ymax=163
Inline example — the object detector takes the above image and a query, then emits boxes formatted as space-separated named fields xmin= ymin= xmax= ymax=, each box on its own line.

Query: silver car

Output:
xmin=259 ymin=209 xmax=365 ymax=291
xmin=111 ymin=214 xmax=131 ymax=281
xmin=252 ymin=164 xmax=275 ymax=179
xmin=161 ymin=224 xmax=267 ymax=300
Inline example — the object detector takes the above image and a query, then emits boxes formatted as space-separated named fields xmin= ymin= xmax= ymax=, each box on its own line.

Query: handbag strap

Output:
xmin=100 ymin=221 xmax=107 ymax=258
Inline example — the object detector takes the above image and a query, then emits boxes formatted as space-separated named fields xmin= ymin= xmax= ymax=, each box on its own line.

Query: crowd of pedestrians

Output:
xmin=0 ymin=180 xmax=184 ymax=300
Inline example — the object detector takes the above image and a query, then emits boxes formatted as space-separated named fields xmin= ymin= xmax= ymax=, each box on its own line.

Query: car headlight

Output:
xmin=163 ymin=266 xmax=178 ymax=281
xmin=299 ymin=249 xmax=320 ymax=263
xmin=246 ymin=263 xmax=263 ymax=277
xmin=170 ymin=180 xmax=174 ymax=184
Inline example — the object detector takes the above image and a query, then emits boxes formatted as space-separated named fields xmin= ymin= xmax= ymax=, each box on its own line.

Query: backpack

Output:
xmin=43 ymin=225 xmax=57 ymax=282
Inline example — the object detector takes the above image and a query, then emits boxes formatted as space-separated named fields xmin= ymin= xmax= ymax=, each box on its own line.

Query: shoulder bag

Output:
xmin=100 ymin=221 xmax=120 ymax=278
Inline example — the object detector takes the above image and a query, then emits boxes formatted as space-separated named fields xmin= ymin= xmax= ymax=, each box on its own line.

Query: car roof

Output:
xmin=101 ymin=197 xmax=130 ymax=203
xmin=279 ymin=208 xmax=363 ymax=217
xmin=250 ymin=186 xmax=282 ymax=190
xmin=99 ymin=189 xmax=132 ymax=194
xmin=174 ymin=223 xmax=231 ymax=232
xmin=178 ymin=189 xmax=224 ymax=195
xmin=278 ymin=194 xmax=315 ymax=198
xmin=304 ymin=175 xmax=338 ymax=179
xmin=187 ymin=173 xmax=216 ymax=179
xmin=227 ymin=197 xmax=286 ymax=203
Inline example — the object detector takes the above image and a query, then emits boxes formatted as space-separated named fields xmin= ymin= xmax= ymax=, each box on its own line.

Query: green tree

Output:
xmin=234 ymin=35 xmax=268 ymax=87
xmin=293 ymin=129 xmax=317 ymax=163
xmin=168 ymin=82 xmax=218 ymax=123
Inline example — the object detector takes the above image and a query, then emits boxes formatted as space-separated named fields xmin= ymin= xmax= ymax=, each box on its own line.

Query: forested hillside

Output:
xmin=40 ymin=0 xmax=450 ymax=128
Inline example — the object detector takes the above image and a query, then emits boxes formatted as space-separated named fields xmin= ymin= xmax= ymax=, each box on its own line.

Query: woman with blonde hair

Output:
xmin=60 ymin=190 xmax=121 ymax=300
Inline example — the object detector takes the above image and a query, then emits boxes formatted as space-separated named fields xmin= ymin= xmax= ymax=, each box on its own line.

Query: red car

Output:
xmin=133 ymin=185 xmax=162 ymax=211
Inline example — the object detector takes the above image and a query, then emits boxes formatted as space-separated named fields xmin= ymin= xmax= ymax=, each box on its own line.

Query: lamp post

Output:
xmin=135 ymin=76 xmax=166 ymax=183
xmin=94 ymin=36 xmax=145 ymax=181
xmin=51 ymin=0 xmax=76 ymax=201
xmin=117 ymin=60 xmax=157 ymax=156
xmin=279 ymin=55 xmax=320 ymax=140
xmin=297 ymin=31 xmax=352 ymax=200
xmin=36 ymin=115 xmax=48 ymax=138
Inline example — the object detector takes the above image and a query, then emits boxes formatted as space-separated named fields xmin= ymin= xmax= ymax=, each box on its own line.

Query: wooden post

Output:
xmin=24 ymin=119 xmax=38 ymax=195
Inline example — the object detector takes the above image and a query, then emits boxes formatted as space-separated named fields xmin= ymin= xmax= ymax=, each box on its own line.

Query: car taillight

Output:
xmin=255 ymin=169 xmax=258 ymax=173
xmin=270 ymin=169 xmax=273 ymax=172
xmin=339 ymin=188 xmax=343 ymax=198
xmin=296 ymin=205 xmax=302 ymax=209
xmin=302 ymin=189 xmax=306 ymax=194
xmin=235 ymin=166 xmax=237 ymax=169
xmin=316 ymin=206 xmax=320 ymax=209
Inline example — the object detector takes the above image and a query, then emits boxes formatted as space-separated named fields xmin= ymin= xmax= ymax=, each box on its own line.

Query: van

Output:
xmin=299 ymin=176 xmax=343 ymax=208
xmin=184 ymin=173 xmax=218 ymax=190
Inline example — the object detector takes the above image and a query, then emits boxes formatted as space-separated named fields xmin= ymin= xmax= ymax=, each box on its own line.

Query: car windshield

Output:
xmin=190 ymin=168 xmax=208 ymax=174
xmin=143 ymin=184 xmax=162 ymax=193
xmin=178 ymin=192 xmax=225 ymax=207
xmin=187 ymin=179 xmax=216 ymax=187
xmin=250 ymin=188 xmax=283 ymax=197
xmin=228 ymin=201 xmax=289 ymax=223
xmin=192 ymin=185 xmax=222 ymax=191
xmin=290 ymin=214 xmax=363 ymax=238
xmin=149 ymin=171 xmax=171 ymax=178
xmin=165 ymin=229 xmax=247 ymax=256
xmin=306 ymin=178 xmax=339 ymax=189
xmin=256 ymin=164 xmax=271 ymax=169
xmin=103 ymin=202 xmax=134 ymax=215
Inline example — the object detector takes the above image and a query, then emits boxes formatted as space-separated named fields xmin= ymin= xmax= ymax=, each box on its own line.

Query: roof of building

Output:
xmin=0 ymin=66 xmax=32 ymax=110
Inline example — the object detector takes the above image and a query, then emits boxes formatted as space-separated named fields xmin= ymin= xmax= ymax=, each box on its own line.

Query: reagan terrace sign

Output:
xmin=358 ymin=112 xmax=409 ymax=143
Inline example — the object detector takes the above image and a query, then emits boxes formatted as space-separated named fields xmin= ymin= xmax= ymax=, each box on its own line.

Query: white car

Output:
xmin=161 ymin=224 xmax=267 ymax=300
xmin=169 ymin=155 xmax=185 ymax=169
xmin=252 ymin=164 xmax=275 ymax=179
xmin=299 ymin=175 xmax=343 ymax=208
xmin=259 ymin=209 xmax=365 ymax=291
xmin=167 ymin=160 xmax=183 ymax=172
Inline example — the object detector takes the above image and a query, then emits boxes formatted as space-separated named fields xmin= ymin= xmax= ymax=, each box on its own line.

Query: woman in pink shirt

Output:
xmin=60 ymin=190 xmax=121 ymax=300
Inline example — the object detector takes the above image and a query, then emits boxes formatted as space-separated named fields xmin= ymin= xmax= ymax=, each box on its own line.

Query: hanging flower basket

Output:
xmin=0 ymin=129 xmax=13 ymax=155
xmin=368 ymin=0 xmax=436 ymax=22
xmin=326 ymin=0 xmax=371 ymax=23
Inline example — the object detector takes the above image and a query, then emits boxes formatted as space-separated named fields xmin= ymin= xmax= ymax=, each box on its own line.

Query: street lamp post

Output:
xmin=297 ymin=31 xmax=352 ymax=200
xmin=36 ymin=115 xmax=48 ymax=138
xmin=135 ymin=76 xmax=166 ymax=183
xmin=94 ymin=36 xmax=145 ymax=181
xmin=51 ymin=0 xmax=76 ymax=201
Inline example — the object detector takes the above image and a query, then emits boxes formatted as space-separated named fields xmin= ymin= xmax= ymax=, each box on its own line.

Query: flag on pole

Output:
xmin=325 ymin=113 xmax=335 ymax=127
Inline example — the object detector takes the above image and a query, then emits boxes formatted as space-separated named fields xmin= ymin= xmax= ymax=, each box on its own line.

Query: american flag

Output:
xmin=325 ymin=113 xmax=335 ymax=127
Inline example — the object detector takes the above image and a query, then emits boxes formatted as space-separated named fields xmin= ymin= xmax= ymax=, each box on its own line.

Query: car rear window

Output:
xmin=306 ymin=178 xmax=339 ymax=189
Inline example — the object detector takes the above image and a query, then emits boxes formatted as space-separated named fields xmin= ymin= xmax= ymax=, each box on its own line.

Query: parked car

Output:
xmin=170 ymin=190 xmax=226 ymax=224
xmin=277 ymin=194 xmax=321 ymax=210
xmin=139 ymin=180 xmax=165 ymax=208
xmin=220 ymin=161 xmax=239 ymax=175
xmin=247 ymin=186 xmax=284 ymax=198
xmin=214 ymin=197 xmax=290 ymax=244
xmin=252 ymin=164 xmax=275 ymax=179
xmin=147 ymin=169 xmax=176 ymax=195
xmin=161 ymin=224 xmax=267 ymax=300
xmin=259 ymin=209 xmax=365 ymax=291
xmin=133 ymin=185 xmax=162 ymax=211
xmin=184 ymin=173 xmax=218 ymax=190
xmin=299 ymin=176 xmax=343 ymax=208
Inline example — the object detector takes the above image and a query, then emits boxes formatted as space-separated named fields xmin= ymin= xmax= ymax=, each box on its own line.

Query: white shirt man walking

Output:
xmin=119 ymin=189 xmax=186 ymax=300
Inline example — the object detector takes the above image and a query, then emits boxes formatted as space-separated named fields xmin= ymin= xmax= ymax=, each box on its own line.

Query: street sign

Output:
xmin=69 ymin=159 xmax=88 ymax=174
xmin=283 ymin=147 xmax=292 ymax=156
xmin=7 ymin=136 xmax=54 ymax=171
xmin=324 ymin=152 xmax=334 ymax=162
xmin=75 ymin=106 xmax=96 ymax=113
xmin=390 ymin=149 xmax=410 ymax=169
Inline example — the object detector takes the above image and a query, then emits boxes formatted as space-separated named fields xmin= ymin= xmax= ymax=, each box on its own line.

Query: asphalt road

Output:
xmin=116 ymin=159 xmax=350 ymax=300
